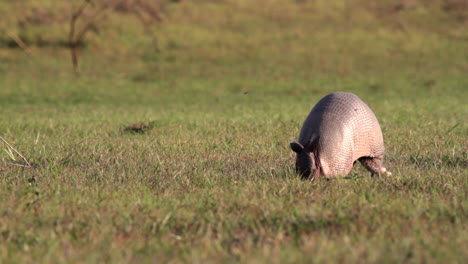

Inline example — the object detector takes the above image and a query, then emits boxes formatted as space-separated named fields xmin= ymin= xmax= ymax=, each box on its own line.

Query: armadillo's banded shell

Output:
xmin=298 ymin=92 xmax=385 ymax=177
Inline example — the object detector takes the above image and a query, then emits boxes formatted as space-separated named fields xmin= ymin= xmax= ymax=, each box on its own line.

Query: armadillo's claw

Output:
xmin=380 ymin=167 xmax=392 ymax=176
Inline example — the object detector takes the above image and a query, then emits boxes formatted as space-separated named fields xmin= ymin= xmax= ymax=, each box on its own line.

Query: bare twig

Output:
xmin=75 ymin=5 xmax=108 ymax=41
xmin=0 ymin=29 xmax=34 ymax=56
xmin=69 ymin=0 xmax=125 ymax=74
xmin=0 ymin=135 xmax=32 ymax=167
xmin=69 ymin=0 xmax=93 ymax=74
xmin=8 ymin=163 xmax=31 ymax=168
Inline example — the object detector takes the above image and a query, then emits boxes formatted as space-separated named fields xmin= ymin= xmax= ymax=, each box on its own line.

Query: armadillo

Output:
xmin=290 ymin=92 xmax=390 ymax=180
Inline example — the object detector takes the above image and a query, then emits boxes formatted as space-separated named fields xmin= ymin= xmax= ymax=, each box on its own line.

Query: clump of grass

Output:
xmin=122 ymin=121 xmax=156 ymax=134
xmin=0 ymin=135 xmax=32 ymax=168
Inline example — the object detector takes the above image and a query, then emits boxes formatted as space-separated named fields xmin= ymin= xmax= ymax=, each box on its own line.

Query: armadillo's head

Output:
xmin=290 ymin=139 xmax=316 ymax=180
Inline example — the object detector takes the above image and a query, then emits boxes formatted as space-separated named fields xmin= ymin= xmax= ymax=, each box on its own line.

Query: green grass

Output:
xmin=0 ymin=0 xmax=467 ymax=263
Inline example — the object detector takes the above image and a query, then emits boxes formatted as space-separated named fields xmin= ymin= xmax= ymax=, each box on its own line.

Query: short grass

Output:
xmin=0 ymin=0 xmax=467 ymax=263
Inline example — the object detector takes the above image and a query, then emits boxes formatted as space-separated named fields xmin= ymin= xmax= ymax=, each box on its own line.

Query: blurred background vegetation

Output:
xmin=0 ymin=0 xmax=466 ymax=76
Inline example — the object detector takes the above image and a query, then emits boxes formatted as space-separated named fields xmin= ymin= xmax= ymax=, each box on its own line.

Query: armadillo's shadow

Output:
xmin=343 ymin=173 xmax=365 ymax=180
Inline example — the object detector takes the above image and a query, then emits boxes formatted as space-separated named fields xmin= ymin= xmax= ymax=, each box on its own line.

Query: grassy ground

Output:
xmin=0 ymin=0 xmax=467 ymax=263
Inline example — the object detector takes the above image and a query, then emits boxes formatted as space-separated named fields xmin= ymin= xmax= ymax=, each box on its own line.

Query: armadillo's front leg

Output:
xmin=311 ymin=170 xmax=320 ymax=182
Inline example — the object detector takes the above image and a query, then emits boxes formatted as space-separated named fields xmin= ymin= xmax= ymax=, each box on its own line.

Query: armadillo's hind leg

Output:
xmin=358 ymin=156 xmax=389 ymax=177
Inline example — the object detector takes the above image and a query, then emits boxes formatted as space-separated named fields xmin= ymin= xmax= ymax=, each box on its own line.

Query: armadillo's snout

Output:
xmin=296 ymin=165 xmax=311 ymax=180
xmin=291 ymin=140 xmax=317 ymax=180
xmin=296 ymin=153 xmax=315 ymax=180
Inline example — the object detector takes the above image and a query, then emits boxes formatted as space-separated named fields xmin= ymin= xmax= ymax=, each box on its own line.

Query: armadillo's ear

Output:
xmin=290 ymin=140 xmax=304 ymax=153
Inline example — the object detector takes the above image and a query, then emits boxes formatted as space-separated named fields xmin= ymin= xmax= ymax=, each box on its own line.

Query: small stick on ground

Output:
xmin=0 ymin=135 xmax=32 ymax=167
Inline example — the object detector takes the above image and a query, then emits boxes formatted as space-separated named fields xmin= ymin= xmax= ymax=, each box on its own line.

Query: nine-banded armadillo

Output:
xmin=290 ymin=92 xmax=390 ymax=180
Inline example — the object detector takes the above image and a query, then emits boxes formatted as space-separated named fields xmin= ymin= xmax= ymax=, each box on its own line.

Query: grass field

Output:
xmin=0 ymin=0 xmax=467 ymax=263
